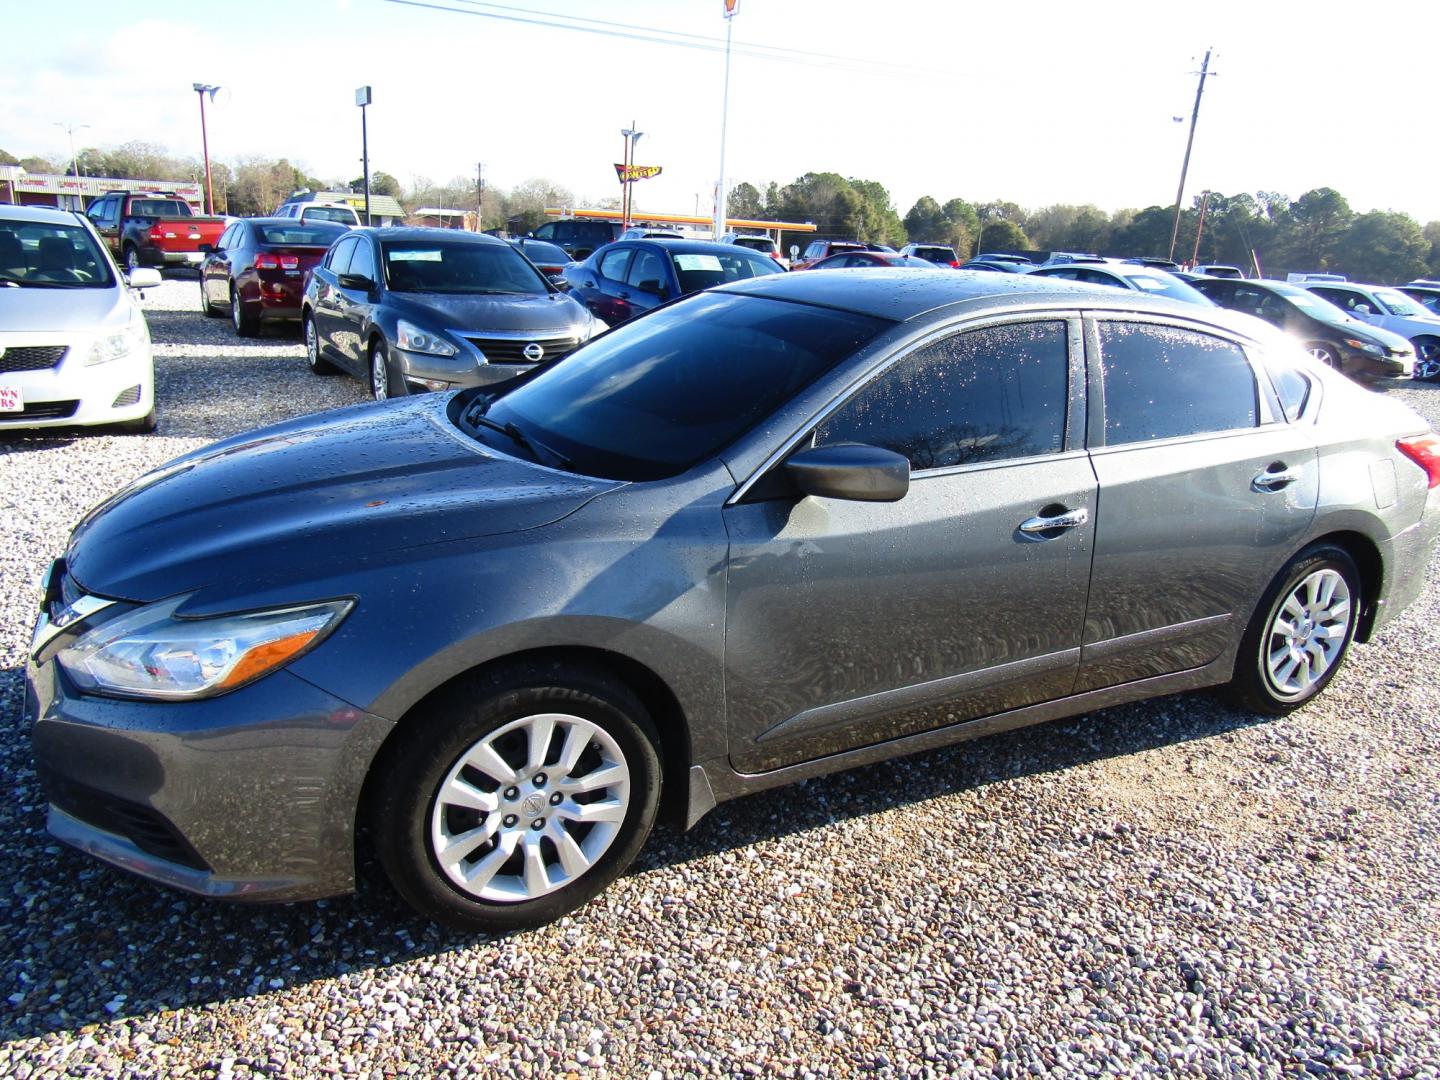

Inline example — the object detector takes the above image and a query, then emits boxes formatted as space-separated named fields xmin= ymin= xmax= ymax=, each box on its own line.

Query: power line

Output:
xmin=381 ymin=0 xmax=968 ymax=80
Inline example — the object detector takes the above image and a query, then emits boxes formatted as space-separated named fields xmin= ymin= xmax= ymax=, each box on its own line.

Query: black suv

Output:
xmin=528 ymin=219 xmax=623 ymax=260
xmin=1190 ymin=277 xmax=1414 ymax=383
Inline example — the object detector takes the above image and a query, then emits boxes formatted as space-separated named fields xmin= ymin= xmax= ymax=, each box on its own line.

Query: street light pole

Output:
xmin=191 ymin=84 xmax=220 ymax=215
xmin=355 ymin=86 xmax=373 ymax=226
xmin=620 ymin=125 xmax=643 ymax=230
xmin=54 ymin=121 xmax=89 ymax=209
xmin=713 ymin=0 xmax=737 ymax=240
xmin=1167 ymin=48 xmax=1213 ymax=263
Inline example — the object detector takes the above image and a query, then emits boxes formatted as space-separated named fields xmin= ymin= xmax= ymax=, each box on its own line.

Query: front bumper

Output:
xmin=28 ymin=647 xmax=394 ymax=902
xmin=0 ymin=342 xmax=154 ymax=429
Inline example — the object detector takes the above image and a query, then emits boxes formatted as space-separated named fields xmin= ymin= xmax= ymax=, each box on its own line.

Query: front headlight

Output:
xmin=396 ymin=320 xmax=457 ymax=357
xmin=1343 ymin=337 xmax=1384 ymax=356
xmin=84 ymin=323 xmax=148 ymax=367
xmin=56 ymin=596 xmax=352 ymax=700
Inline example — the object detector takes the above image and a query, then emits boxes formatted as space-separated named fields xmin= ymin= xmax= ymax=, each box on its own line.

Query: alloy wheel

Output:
xmin=305 ymin=318 xmax=319 ymax=368
xmin=370 ymin=344 xmax=389 ymax=400
xmin=1263 ymin=568 xmax=1352 ymax=699
xmin=428 ymin=712 xmax=631 ymax=903
xmin=232 ymin=291 xmax=243 ymax=332
xmin=1308 ymin=345 xmax=1338 ymax=368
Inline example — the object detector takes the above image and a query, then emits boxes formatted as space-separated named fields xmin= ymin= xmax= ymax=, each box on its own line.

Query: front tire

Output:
xmin=371 ymin=663 xmax=662 ymax=932
xmin=1228 ymin=544 xmax=1360 ymax=716
xmin=369 ymin=339 xmax=396 ymax=400
xmin=1306 ymin=343 xmax=1341 ymax=371
xmin=1412 ymin=337 xmax=1440 ymax=382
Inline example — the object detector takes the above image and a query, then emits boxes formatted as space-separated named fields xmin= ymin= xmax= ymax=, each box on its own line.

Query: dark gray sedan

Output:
xmin=28 ymin=271 xmax=1440 ymax=931
xmin=301 ymin=227 xmax=603 ymax=399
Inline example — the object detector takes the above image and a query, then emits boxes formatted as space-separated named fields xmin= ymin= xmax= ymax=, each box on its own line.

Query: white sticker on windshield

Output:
xmin=674 ymin=254 xmax=723 ymax=272
xmin=389 ymin=249 xmax=443 ymax=262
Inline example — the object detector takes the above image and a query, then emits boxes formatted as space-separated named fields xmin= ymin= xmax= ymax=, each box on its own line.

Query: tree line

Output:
xmin=730 ymin=173 xmax=1440 ymax=285
xmin=0 ymin=142 xmax=571 ymax=233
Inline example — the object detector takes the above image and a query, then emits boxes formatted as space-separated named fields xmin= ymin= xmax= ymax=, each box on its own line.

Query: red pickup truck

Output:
xmin=84 ymin=191 xmax=227 ymax=272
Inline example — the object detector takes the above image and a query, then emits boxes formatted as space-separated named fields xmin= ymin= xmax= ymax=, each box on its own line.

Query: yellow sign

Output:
xmin=614 ymin=164 xmax=663 ymax=182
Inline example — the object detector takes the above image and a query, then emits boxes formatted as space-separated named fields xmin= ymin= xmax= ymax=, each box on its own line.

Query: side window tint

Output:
xmin=533 ymin=223 xmax=555 ymax=241
xmin=328 ymin=237 xmax=357 ymax=275
xmin=1100 ymin=323 xmax=1258 ymax=444
xmin=816 ymin=321 xmax=1069 ymax=470
xmin=626 ymin=250 xmax=666 ymax=288
xmin=599 ymin=248 xmax=632 ymax=281
xmin=348 ymin=240 xmax=376 ymax=281
xmin=1261 ymin=348 xmax=1312 ymax=422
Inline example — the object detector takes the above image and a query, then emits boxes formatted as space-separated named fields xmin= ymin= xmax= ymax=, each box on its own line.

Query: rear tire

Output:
xmin=1227 ymin=544 xmax=1361 ymax=716
xmin=200 ymin=280 xmax=225 ymax=317
xmin=232 ymin=289 xmax=260 ymax=338
xmin=124 ymin=246 xmax=141 ymax=274
xmin=304 ymin=314 xmax=338 ymax=374
xmin=371 ymin=662 xmax=662 ymax=932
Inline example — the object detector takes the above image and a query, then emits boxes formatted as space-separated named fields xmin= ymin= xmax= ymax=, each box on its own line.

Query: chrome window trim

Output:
xmin=727 ymin=308 xmax=1084 ymax=506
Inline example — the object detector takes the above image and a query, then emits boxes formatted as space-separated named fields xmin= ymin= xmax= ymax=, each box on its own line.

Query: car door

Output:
xmin=623 ymin=247 xmax=671 ymax=316
xmin=723 ymin=314 xmax=1095 ymax=774
xmin=86 ymin=196 xmax=121 ymax=257
xmin=312 ymin=236 xmax=357 ymax=366
xmin=589 ymin=246 xmax=635 ymax=324
xmin=204 ymin=223 xmax=239 ymax=307
xmin=333 ymin=235 xmax=380 ymax=364
xmin=1076 ymin=315 xmax=1318 ymax=692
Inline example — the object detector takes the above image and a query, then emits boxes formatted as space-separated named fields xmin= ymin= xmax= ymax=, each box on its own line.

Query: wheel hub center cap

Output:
xmin=521 ymin=793 xmax=547 ymax=818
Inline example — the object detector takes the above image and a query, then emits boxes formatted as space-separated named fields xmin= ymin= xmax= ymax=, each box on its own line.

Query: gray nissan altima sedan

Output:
xmin=28 ymin=269 xmax=1440 ymax=931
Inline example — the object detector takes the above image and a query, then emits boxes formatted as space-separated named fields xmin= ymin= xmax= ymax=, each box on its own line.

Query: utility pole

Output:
xmin=54 ymin=121 xmax=89 ymax=210
xmin=1167 ymin=48 xmax=1213 ymax=262
xmin=476 ymin=161 xmax=485 ymax=232
xmin=713 ymin=0 xmax=738 ymax=240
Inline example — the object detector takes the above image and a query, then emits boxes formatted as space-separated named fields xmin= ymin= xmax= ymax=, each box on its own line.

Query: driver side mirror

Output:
xmin=125 ymin=268 xmax=162 ymax=290
xmin=784 ymin=443 xmax=910 ymax=502
xmin=337 ymin=273 xmax=376 ymax=292
xmin=1353 ymin=303 xmax=1372 ymax=316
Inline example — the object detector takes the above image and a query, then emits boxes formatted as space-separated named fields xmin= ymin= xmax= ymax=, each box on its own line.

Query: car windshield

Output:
xmin=0 ymin=220 xmax=116 ymax=289
xmin=381 ymin=240 xmax=550 ymax=294
xmin=669 ymin=249 xmax=784 ymax=293
xmin=256 ymin=223 xmax=346 ymax=246
xmin=1119 ymin=271 xmax=1215 ymax=305
xmin=1373 ymin=288 xmax=1428 ymax=317
xmin=301 ymin=206 xmax=357 ymax=224
xmin=481 ymin=292 xmax=888 ymax=481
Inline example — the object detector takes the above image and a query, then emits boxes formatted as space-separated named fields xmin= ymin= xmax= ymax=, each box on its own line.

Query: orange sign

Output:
xmin=614 ymin=164 xmax=663 ymax=182
xmin=724 ymin=0 xmax=738 ymax=14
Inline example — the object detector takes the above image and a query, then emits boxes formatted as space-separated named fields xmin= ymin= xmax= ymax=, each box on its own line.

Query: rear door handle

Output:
xmin=1018 ymin=507 xmax=1089 ymax=535
xmin=1252 ymin=465 xmax=1301 ymax=492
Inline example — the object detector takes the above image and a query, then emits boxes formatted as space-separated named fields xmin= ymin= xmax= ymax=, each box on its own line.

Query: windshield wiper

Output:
xmin=462 ymin=397 xmax=571 ymax=469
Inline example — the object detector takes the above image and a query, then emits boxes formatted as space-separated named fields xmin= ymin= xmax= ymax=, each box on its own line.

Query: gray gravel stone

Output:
xmin=2 ymin=279 xmax=1439 ymax=1075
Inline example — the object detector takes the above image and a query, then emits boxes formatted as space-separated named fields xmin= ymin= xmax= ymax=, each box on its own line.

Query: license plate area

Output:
xmin=0 ymin=385 xmax=22 ymax=412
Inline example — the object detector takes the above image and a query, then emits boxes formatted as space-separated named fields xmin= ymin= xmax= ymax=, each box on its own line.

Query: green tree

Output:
xmin=1423 ymin=220 xmax=1440 ymax=276
xmin=941 ymin=198 xmax=980 ymax=257
xmin=0 ymin=148 xmax=19 ymax=166
xmin=351 ymin=171 xmax=401 ymax=198
xmin=727 ymin=181 xmax=765 ymax=219
xmin=19 ymin=156 xmax=58 ymax=173
xmin=1286 ymin=187 xmax=1352 ymax=270
xmin=978 ymin=219 xmax=1030 ymax=254
xmin=772 ymin=172 xmax=865 ymax=239
xmin=1334 ymin=211 xmax=1428 ymax=284
xmin=903 ymin=196 xmax=947 ymax=242
xmin=848 ymin=178 xmax=905 ymax=245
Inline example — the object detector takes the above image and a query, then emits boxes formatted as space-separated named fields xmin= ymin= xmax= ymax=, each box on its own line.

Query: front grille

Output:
xmin=111 ymin=385 xmax=142 ymax=407
xmin=0 ymin=400 xmax=78 ymax=421
xmin=40 ymin=770 xmax=211 ymax=871
xmin=465 ymin=336 xmax=581 ymax=365
xmin=0 ymin=346 xmax=68 ymax=373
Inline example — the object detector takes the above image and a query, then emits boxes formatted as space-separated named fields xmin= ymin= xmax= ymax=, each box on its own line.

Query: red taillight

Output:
xmin=771 ymin=251 xmax=782 ymax=261
xmin=950 ymin=260 xmax=960 ymax=268
xmin=148 ymin=226 xmax=164 ymax=240
xmin=1397 ymin=433 xmax=1440 ymax=488
xmin=255 ymin=253 xmax=300 ymax=271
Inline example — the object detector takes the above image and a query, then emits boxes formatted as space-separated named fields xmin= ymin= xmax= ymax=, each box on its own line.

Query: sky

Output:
xmin=4 ymin=0 xmax=1439 ymax=226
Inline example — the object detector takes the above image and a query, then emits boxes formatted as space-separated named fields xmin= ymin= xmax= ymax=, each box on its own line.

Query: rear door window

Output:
xmin=626 ymin=249 xmax=667 ymax=290
xmin=599 ymin=248 xmax=632 ymax=281
xmin=1098 ymin=322 xmax=1259 ymax=444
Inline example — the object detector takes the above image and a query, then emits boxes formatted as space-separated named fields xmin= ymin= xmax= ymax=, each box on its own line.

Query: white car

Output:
xmin=0 ymin=204 xmax=159 ymax=431
xmin=1301 ymin=281 xmax=1440 ymax=381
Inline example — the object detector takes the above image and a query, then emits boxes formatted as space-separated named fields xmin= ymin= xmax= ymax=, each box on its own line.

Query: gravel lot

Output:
xmin=2 ymin=278 xmax=1438 ymax=1077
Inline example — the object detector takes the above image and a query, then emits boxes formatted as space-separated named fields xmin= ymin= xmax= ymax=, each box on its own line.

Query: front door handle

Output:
xmin=1252 ymin=465 xmax=1301 ymax=492
xmin=1018 ymin=507 xmax=1089 ymax=535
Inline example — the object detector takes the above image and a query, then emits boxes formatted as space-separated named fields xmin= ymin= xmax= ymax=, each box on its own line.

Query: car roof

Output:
xmin=244 ymin=217 xmax=350 ymax=228
xmin=718 ymin=266 xmax=1222 ymax=323
xmin=617 ymin=238 xmax=773 ymax=256
xmin=0 ymin=203 xmax=86 ymax=226
xmin=354 ymin=227 xmax=510 ymax=246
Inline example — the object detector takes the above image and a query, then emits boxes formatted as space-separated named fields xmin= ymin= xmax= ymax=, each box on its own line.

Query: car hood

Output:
xmin=66 ymin=395 xmax=621 ymax=602
xmin=388 ymin=291 xmax=588 ymax=333
xmin=0 ymin=285 xmax=131 ymax=333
